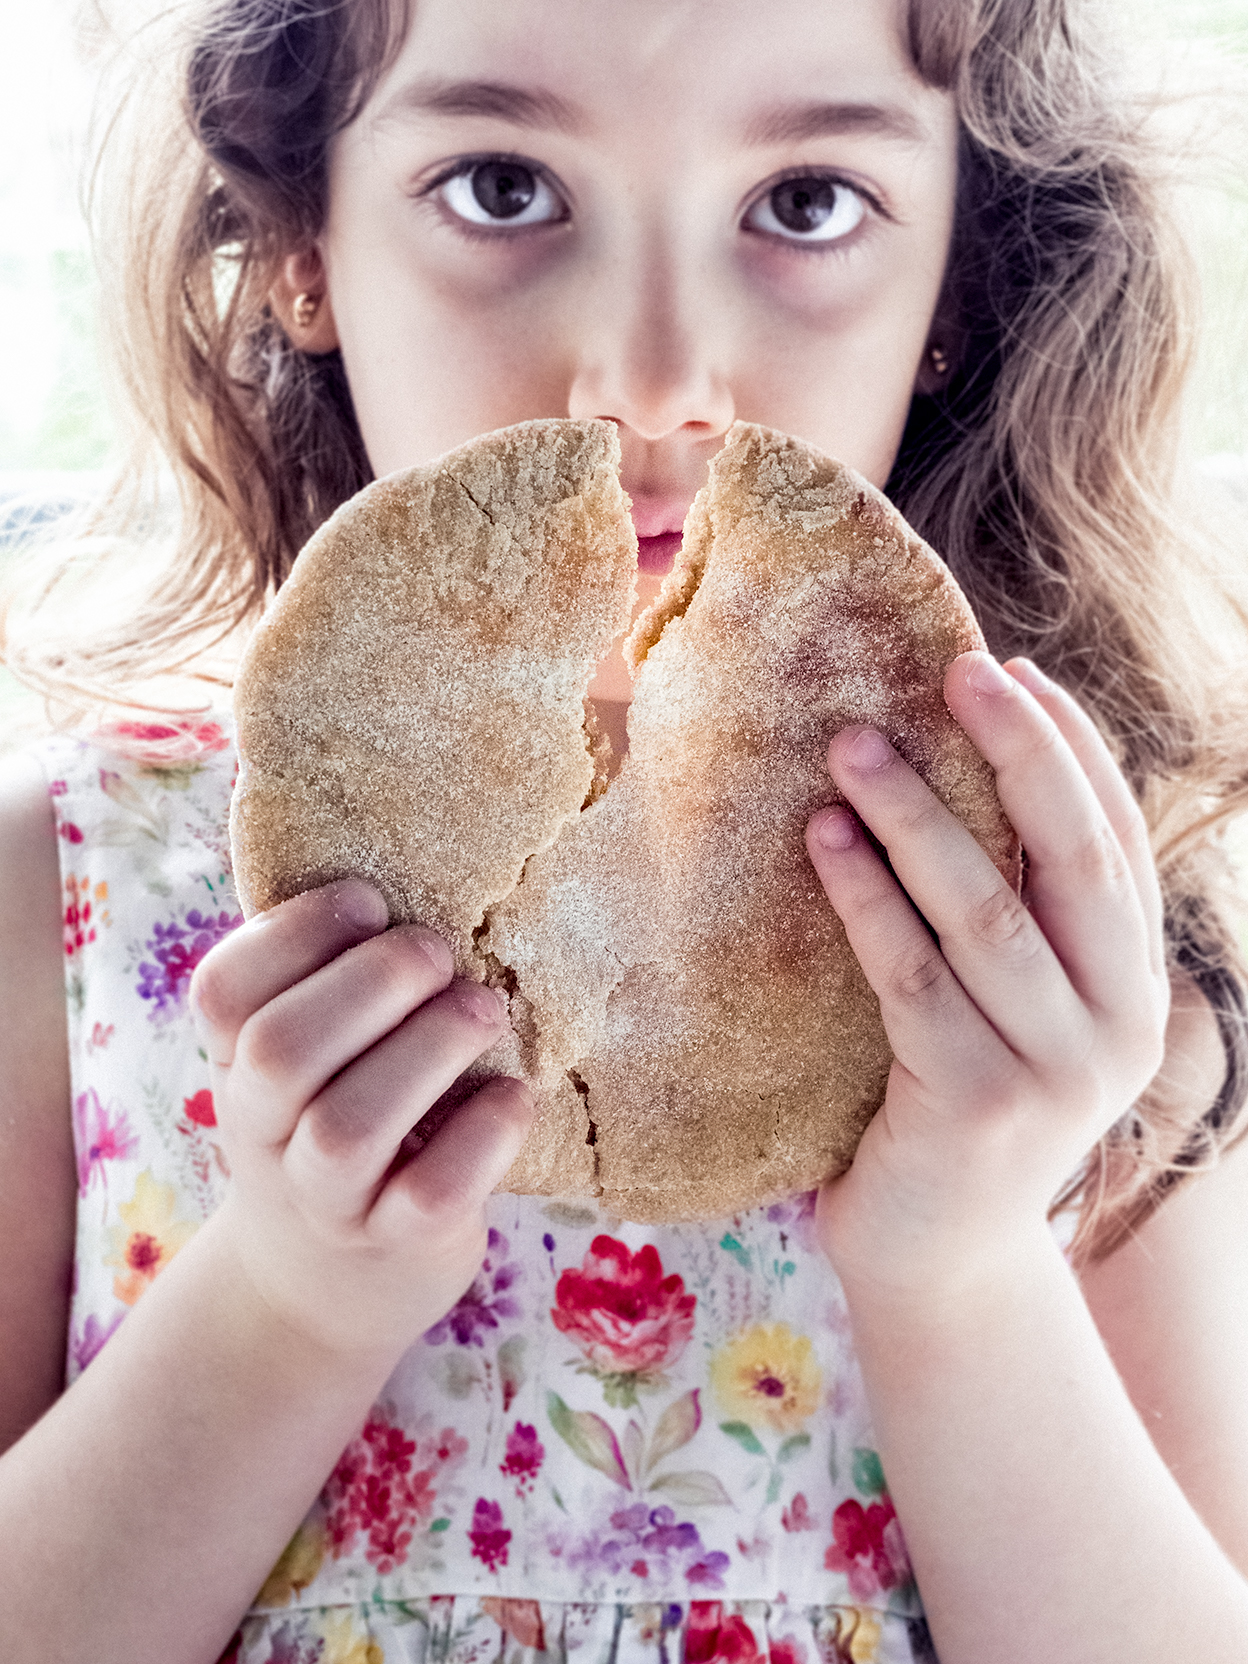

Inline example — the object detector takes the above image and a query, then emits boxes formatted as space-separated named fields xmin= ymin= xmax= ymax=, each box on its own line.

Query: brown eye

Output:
xmin=440 ymin=159 xmax=564 ymax=228
xmin=744 ymin=177 xmax=866 ymax=243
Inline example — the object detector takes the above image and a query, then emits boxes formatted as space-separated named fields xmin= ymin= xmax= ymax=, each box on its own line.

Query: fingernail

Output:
xmin=965 ymin=653 xmax=1013 ymax=697
xmin=410 ymin=928 xmax=454 ymax=977
xmin=458 ymin=982 xmax=505 ymax=1025
xmin=814 ymin=807 xmax=858 ymax=851
xmin=1006 ymin=658 xmax=1053 ymax=697
xmin=844 ymin=728 xmax=893 ymax=771
xmin=332 ymin=879 xmax=389 ymax=930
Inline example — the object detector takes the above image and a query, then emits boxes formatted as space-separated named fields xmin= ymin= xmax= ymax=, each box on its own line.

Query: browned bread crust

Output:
xmin=232 ymin=419 xmax=1018 ymax=1220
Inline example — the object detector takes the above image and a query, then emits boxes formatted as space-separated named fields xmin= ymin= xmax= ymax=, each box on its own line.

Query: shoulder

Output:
xmin=0 ymin=748 xmax=75 ymax=1450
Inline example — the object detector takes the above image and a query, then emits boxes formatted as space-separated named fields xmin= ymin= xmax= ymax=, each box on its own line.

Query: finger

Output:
xmin=933 ymin=653 xmax=1157 ymax=1016
xmin=284 ymin=979 xmax=509 ymax=1221
xmin=1003 ymin=657 xmax=1165 ymax=978
xmin=805 ymin=805 xmax=1018 ymax=1095
xmin=226 ymin=924 xmax=456 ymax=1146
xmin=371 ymin=1075 xmax=536 ymax=1240
xmin=821 ymin=726 xmax=1089 ymax=1063
xmin=191 ymin=880 xmax=390 ymax=1065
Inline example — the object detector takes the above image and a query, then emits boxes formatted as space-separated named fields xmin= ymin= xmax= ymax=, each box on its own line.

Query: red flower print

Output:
xmin=183 ymin=1089 xmax=217 ymax=1128
xmin=59 ymin=822 xmax=84 ymax=844
xmin=62 ymin=874 xmax=107 ymax=957
xmin=781 ymin=1492 xmax=814 ymax=1532
xmin=769 ymin=1641 xmax=807 ymax=1664
xmin=468 ymin=1497 xmax=511 ymax=1573
xmin=824 ymin=1495 xmax=912 ymax=1601
xmin=499 ymin=1421 xmax=545 ymax=1496
xmin=551 ymin=1236 xmax=695 ymax=1400
xmin=685 ymin=1604 xmax=761 ymax=1664
xmin=323 ymin=1413 xmax=464 ymax=1574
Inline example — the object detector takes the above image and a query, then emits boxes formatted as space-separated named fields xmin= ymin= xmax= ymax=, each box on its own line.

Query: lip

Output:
xmin=628 ymin=496 xmax=692 ymax=578
xmin=636 ymin=531 xmax=683 ymax=575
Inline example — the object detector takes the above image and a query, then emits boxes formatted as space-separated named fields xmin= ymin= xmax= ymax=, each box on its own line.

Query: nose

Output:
xmin=566 ymin=230 xmax=735 ymax=444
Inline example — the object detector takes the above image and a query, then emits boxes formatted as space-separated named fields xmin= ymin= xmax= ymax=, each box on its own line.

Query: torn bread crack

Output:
xmin=566 ymin=1068 xmax=600 ymax=1178
xmin=451 ymin=472 xmax=498 ymax=526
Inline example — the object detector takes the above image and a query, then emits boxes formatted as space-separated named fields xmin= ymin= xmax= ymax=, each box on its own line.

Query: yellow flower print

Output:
xmin=709 ymin=1323 xmax=821 ymax=1434
xmin=105 ymin=1170 xmax=198 ymax=1305
xmin=318 ymin=1611 xmax=384 ymax=1664
xmin=256 ymin=1521 xmax=326 ymax=1607
xmin=834 ymin=1607 xmax=882 ymax=1663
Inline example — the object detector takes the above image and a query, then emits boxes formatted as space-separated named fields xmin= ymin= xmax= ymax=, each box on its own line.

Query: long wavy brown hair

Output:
xmin=6 ymin=0 xmax=1248 ymax=1262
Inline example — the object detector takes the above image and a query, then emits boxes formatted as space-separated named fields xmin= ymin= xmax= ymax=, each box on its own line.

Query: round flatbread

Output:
xmin=232 ymin=418 xmax=1018 ymax=1220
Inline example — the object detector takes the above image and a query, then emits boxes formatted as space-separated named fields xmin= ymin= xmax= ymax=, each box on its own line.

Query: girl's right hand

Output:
xmin=189 ymin=879 xmax=534 ymax=1363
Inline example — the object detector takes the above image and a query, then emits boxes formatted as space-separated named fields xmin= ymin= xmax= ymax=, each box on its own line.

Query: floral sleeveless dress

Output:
xmin=39 ymin=717 xmax=939 ymax=1664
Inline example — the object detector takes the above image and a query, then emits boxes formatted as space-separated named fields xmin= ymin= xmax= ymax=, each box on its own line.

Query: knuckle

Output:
xmin=965 ymin=885 xmax=1036 ymax=957
xmin=1068 ymin=823 xmax=1131 ymax=892
xmin=887 ymin=941 xmax=952 ymax=1006
xmin=236 ymin=1006 xmax=302 ymax=1086
xmin=188 ymin=950 xmax=238 ymax=1033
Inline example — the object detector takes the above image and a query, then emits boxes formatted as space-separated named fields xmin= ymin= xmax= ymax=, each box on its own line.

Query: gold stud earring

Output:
xmin=928 ymin=344 xmax=950 ymax=377
xmin=292 ymin=292 xmax=321 ymax=330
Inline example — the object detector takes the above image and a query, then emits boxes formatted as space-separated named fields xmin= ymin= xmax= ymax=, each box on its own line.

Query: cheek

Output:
xmin=734 ymin=245 xmax=943 ymax=486
xmin=323 ymin=173 xmax=575 ymax=473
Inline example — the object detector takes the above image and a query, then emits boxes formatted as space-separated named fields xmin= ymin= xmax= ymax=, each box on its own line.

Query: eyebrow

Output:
xmin=375 ymin=77 xmax=587 ymax=137
xmin=744 ymin=101 xmax=928 ymax=148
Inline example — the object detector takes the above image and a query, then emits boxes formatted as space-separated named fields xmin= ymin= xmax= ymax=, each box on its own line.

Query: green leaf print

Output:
xmin=719 ymin=1420 xmax=766 ymax=1456
xmin=852 ymin=1447 xmax=887 ymax=1497
xmin=547 ymin=1391 xmax=632 ymax=1488
xmin=777 ymin=1432 xmax=812 ymax=1463
xmin=718 ymin=1232 xmax=753 ymax=1271
xmin=649 ymin=1470 xmax=732 ymax=1507
xmin=430 ymin=1518 xmax=450 ymax=1532
xmin=647 ymin=1389 xmax=702 ymax=1471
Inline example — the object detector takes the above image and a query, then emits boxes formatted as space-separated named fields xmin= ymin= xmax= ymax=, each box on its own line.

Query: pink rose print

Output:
xmin=499 ymin=1421 xmax=545 ymax=1496
xmin=824 ymin=1494 xmax=912 ymax=1600
xmin=323 ymin=1413 xmax=466 ymax=1575
xmin=781 ymin=1492 xmax=814 ymax=1532
xmin=93 ymin=717 xmax=230 ymax=763
xmin=551 ymin=1235 xmax=695 ymax=1406
xmin=72 ymin=1088 xmax=139 ymax=1197
xmin=685 ymin=1604 xmax=761 ymax=1664
xmin=468 ymin=1497 xmax=511 ymax=1572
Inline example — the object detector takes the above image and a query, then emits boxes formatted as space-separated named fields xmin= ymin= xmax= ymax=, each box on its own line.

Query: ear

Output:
xmin=269 ymin=247 xmax=340 ymax=354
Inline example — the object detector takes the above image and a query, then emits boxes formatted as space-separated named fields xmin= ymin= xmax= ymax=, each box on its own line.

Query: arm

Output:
xmin=805 ymin=655 xmax=1248 ymax=1664
xmin=0 ymin=751 xmax=75 ymax=1454
xmin=1080 ymin=990 xmax=1248 ymax=1576
xmin=0 ymin=876 xmax=534 ymax=1664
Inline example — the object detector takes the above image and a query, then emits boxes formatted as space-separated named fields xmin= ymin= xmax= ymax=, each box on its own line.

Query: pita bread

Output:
xmin=232 ymin=418 xmax=1018 ymax=1220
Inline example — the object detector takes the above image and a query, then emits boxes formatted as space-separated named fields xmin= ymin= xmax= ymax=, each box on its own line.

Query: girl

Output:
xmin=2 ymin=1 xmax=1248 ymax=1660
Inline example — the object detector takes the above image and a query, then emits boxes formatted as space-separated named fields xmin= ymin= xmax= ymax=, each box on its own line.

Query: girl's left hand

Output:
xmin=805 ymin=651 xmax=1170 ymax=1303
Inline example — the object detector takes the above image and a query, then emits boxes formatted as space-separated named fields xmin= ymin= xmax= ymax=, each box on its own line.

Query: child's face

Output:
xmin=322 ymin=0 xmax=957 ymax=554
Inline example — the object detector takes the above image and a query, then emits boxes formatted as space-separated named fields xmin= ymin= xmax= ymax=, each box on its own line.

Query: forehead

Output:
xmin=365 ymin=0 xmax=947 ymax=153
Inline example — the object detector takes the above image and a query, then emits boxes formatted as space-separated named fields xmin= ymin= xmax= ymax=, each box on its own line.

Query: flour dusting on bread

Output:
xmin=231 ymin=419 xmax=1018 ymax=1221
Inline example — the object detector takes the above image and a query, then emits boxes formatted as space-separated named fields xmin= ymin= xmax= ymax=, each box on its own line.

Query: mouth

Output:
xmin=636 ymin=531 xmax=683 ymax=576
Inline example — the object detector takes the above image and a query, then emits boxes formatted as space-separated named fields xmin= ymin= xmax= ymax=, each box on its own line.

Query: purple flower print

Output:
xmin=424 ymin=1228 xmax=522 ymax=1346
xmin=560 ymin=1503 xmax=727 ymax=1588
xmin=69 ymin=1310 xmax=124 ymax=1372
xmin=135 ymin=908 xmax=242 ymax=1021
xmin=499 ymin=1421 xmax=546 ymax=1496
xmin=72 ymin=1088 xmax=139 ymax=1196
xmin=468 ymin=1497 xmax=511 ymax=1572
